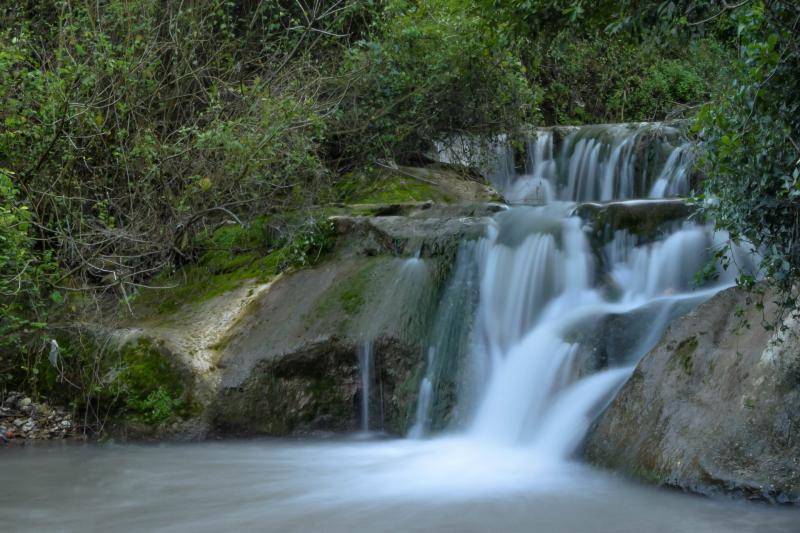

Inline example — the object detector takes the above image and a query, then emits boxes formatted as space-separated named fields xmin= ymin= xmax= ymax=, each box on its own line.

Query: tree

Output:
xmin=694 ymin=0 xmax=800 ymax=307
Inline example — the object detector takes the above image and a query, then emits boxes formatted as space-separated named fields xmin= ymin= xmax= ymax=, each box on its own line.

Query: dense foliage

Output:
xmin=335 ymin=0 xmax=535 ymax=161
xmin=694 ymin=1 xmax=800 ymax=308
xmin=0 ymin=169 xmax=55 ymax=383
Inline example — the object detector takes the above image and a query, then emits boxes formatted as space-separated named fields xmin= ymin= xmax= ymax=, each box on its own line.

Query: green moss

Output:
xmin=130 ymin=217 xmax=331 ymax=316
xmin=335 ymin=168 xmax=450 ymax=205
xmin=110 ymin=338 xmax=196 ymax=424
xmin=307 ymin=377 xmax=349 ymax=421
xmin=358 ymin=178 xmax=441 ymax=204
xmin=304 ymin=259 xmax=382 ymax=327
xmin=670 ymin=336 xmax=698 ymax=376
xmin=631 ymin=464 xmax=669 ymax=486
xmin=340 ymin=274 xmax=369 ymax=315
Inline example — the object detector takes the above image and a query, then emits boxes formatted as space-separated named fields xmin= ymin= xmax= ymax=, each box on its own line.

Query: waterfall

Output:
xmin=409 ymin=242 xmax=480 ymax=436
xmin=410 ymin=123 xmax=756 ymax=459
xmin=359 ymin=341 xmax=372 ymax=432
xmin=407 ymin=353 xmax=434 ymax=439
xmin=483 ymin=123 xmax=693 ymax=203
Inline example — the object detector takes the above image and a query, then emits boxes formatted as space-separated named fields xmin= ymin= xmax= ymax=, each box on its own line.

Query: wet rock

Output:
xmin=112 ymin=207 xmax=492 ymax=440
xmin=211 ymin=334 xmax=423 ymax=437
xmin=576 ymin=199 xmax=695 ymax=247
xmin=585 ymin=286 xmax=800 ymax=503
xmin=330 ymin=205 xmax=492 ymax=259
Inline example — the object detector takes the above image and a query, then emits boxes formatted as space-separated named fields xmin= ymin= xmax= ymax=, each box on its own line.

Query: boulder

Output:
xmin=114 ymin=206 xmax=491 ymax=439
xmin=576 ymin=199 xmax=695 ymax=246
xmin=585 ymin=286 xmax=800 ymax=503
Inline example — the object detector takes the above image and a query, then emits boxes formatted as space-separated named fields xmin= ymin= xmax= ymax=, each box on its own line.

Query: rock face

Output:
xmin=585 ymin=286 xmax=800 ymax=503
xmin=116 ymin=203 xmax=492 ymax=439
xmin=576 ymin=199 xmax=694 ymax=246
xmin=207 ymin=207 xmax=492 ymax=437
xmin=210 ymin=336 xmax=421 ymax=436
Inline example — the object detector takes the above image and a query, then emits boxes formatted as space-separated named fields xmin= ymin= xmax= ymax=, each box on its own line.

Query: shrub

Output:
xmin=695 ymin=1 xmax=800 ymax=307
xmin=334 ymin=0 xmax=537 ymax=163
xmin=0 ymin=169 xmax=56 ymax=387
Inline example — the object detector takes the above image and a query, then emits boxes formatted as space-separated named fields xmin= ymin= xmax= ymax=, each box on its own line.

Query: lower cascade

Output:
xmin=409 ymin=205 xmax=742 ymax=451
xmin=407 ymin=125 xmax=757 ymax=461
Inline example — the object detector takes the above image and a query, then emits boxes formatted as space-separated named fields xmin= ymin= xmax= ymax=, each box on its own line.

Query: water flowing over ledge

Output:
xmin=432 ymin=122 xmax=694 ymax=203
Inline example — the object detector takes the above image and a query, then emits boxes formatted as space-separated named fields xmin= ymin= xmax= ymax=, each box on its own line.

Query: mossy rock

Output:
xmin=669 ymin=336 xmax=698 ymax=376
xmin=577 ymin=199 xmax=696 ymax=250
xmin=106 ymin=338 xmax=199 ymax=426
xmin=129 ymin=217 xmax=336 ymax=317
xmin=333 ymin=164 xmax=499 ymax=206
xmin=303 ymin=258 xmax=384 ymax=329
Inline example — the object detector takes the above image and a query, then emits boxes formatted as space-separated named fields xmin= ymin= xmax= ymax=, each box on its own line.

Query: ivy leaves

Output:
xmin=695 ymin=1 xmax=800 ymax=302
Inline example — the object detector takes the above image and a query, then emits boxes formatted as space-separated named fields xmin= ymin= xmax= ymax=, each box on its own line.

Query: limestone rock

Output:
xmin=585 ymin=286 xmax=800 ymax=503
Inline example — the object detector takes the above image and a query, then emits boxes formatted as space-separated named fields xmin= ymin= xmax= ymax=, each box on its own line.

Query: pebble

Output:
xmin=1 ymin=391 xmax=73 ymax=442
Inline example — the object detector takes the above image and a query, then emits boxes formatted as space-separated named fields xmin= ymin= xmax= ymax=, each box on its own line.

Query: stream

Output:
xmin=1 ymin=438 xmax=798 ymax=532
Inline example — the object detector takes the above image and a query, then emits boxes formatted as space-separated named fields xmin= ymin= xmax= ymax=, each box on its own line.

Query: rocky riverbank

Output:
xmin=1 ymin=392 xmax=78 ymax=444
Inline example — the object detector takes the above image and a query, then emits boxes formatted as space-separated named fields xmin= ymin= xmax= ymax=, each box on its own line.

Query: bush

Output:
xmin=695 ymin=1 xmax=800 ymax=306
xmin=0 ymin=169 xmax=56 ymax=387
xmin=0 ymin=1 xmax=344 ymax=297
xmin=334 ymin=0 xmax=537 ymax=162
xmin=532 ymin=32 xmax=729 ymax=124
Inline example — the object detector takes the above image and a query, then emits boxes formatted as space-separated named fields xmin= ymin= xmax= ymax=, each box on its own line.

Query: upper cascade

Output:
xmin=433 ymin=122 xmax=694 ymax=204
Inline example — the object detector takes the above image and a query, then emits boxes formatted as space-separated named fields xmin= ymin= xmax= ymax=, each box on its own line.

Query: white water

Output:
xmin=411 ymin=125 xmax=757 ymax=465
xmin=457 ymin=202 xmax=736 ymax=455
xmin=488 ymin=123 xmax=694 ymax=203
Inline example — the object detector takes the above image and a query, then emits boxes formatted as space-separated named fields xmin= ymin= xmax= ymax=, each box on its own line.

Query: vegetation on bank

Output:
xmin=0 ymin=0 xmax=797 ymax=432
xmin=694 ymin=2 xmax=800 ymax=309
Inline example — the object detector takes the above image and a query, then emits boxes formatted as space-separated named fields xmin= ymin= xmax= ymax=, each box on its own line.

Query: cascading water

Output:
xmin=358 ymin=341 xmax=372 ymax=432
xmin=480 ymin=122 xmax=695 ymax=203
xmin=4 ymin=124 xmax=791 ymax=533
xmin=355 ymin=255 xmax=435 ymax=434
xmin=412 ymin=123 xmax=755 ymax=462
xmin=409 ymin=242 xmax=480 ymax=436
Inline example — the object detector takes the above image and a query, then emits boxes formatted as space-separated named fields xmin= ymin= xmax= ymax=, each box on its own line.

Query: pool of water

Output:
xmin=1 ymin=437 xmax=797 ymax=532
